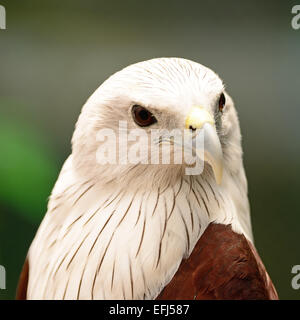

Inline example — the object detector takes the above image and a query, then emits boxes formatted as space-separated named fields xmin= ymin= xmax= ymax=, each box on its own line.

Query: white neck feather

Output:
xmin=27 ymin=156 xmax=251 ymax=300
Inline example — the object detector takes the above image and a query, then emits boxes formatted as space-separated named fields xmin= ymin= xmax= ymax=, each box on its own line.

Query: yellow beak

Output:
xmin=185 ymin=106 xmax=223 ymax=184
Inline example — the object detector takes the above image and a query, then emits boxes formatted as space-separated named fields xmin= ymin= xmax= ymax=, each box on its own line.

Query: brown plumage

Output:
xmin=157 ymin=223 xmax=278 ymax=300
xmin=16 ymin=258 xmax=29 ymax=300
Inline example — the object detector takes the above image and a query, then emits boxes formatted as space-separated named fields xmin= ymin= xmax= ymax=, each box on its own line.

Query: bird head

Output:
xmin=72 ymin=58 xmax=244 ymax=192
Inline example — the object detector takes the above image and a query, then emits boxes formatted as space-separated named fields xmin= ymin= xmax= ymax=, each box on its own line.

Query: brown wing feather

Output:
xmin=156 ymin=223 xmax=278 ymax=300
xmin=16 ymin=257 xmax=29 ymax=300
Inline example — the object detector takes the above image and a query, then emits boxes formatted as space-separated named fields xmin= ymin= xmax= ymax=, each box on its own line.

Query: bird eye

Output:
xmin=218 ymin=93 xmax=226 ymax=113
xmin=132 ymin=105 xmax=157 ymax=127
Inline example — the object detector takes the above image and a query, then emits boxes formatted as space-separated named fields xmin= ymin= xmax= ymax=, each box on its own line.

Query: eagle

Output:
xmin=17 ymin=57 xmax=278 ymax=300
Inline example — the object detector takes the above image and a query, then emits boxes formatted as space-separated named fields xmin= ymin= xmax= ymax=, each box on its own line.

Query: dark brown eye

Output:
xmin=218 ymin=93 xmax=226 ymax=113
xmin=132 ymin=105 xmax=157 ymax=127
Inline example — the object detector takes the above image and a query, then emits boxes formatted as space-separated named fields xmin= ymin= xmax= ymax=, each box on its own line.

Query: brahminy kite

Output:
xmin=17 ymin=58 xmax=278 ymax=300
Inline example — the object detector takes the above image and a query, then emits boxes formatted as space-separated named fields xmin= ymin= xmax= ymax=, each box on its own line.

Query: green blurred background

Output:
xmin=0 ymin=0 xmax=299 ymax=299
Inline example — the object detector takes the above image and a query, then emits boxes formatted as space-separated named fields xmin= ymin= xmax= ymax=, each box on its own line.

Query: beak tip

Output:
xmin=215 ymin=169 xmax=223 ymax=185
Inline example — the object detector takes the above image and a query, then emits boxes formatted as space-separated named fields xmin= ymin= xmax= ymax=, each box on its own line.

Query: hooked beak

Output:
xmin=185 ymin=106 xmax=223 ymax=184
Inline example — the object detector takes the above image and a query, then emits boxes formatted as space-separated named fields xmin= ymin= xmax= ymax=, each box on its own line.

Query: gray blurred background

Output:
xmin=0 ymin=0 xmax=299 ymax=299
